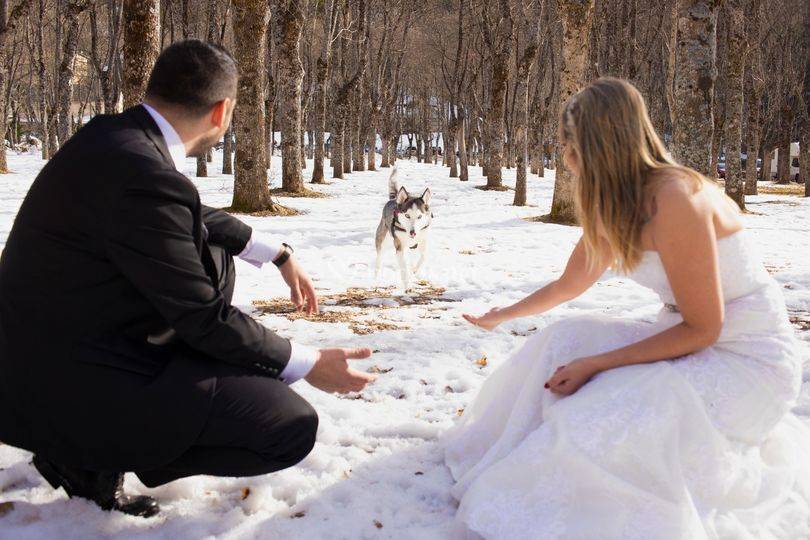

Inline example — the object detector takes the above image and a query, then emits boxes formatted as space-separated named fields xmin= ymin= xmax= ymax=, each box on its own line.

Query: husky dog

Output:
xmin=375 ymin=167 xmax=432 ymax=291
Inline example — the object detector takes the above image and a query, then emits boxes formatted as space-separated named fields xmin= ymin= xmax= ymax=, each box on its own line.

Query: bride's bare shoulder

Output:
xmin=644 ymin=168 xmax=711 ymax=222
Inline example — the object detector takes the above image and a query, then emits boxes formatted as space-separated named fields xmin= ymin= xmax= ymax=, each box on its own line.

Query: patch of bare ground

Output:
xmin=789 ymin=311 xmax=810 ymax=332
xmin=221 ymin=204 xmax=300 ymax=217
xmin=252 ymin=283 xmax=455 ymax=335
xmin=753 ymin=183 xmax=805 ymax=197
xmin=525 ymin=214 xmax=579 ymax=226
xmin=270 ymin=187 xmax=330 ymax=198
xmin=474 ymin=185 xmax=512 ymax=192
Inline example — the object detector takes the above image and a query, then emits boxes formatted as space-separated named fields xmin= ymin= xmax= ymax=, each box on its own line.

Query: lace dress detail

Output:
xmin=444 ymin=231 xmax=809 ymax=539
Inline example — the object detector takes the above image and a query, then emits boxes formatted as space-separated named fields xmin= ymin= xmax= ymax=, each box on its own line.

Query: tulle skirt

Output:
xmin=444 ymin=310 xmax=810 ymax=540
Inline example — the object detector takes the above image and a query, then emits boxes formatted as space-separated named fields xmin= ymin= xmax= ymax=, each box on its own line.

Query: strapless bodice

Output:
xmin=628 ymin=230 xmax=772 ymax=306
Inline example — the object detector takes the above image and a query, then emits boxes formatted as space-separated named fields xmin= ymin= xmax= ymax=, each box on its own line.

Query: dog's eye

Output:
xmin=416 ymin=215 xmax=422 ymax=219
xmin=405 ymin=214 xmax=411 ymax=218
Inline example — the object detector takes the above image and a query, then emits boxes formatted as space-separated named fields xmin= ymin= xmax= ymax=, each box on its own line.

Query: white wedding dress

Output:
xmin=444 ymin=231 xmax=810 ymax=539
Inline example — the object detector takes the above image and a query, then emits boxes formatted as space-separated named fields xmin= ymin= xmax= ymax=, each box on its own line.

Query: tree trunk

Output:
xmin=122 ymin=0 xmax=160 ymax=108
xmin=36 ymin=0 xmax=49 ymax=159
xmin=743 ymin=0 xmax=763 ymax=195
xmin=380 ymin=135 xmax=389 ymax=167
xmin=222 ymin=124 xmax=233 ymax=174
xmin=195 ymin=155 xmax=207 ymax=176
xmin=484 ymin=51 xmax=510 ymax=187
xmin=311 ymin=59 xmax=327 ymax=182
xmin=447 ymin=111 xmax=458 ymax=177
xmin=342 ymin=105 xmax=352 ymax=173
xmin=800 ymin=126 xmax=809 ymax=196
xmin=56 ymin=0 xmax=87 ymax=149
xmin=723 ymin=0 xmax=744 ymax=209
xmin=744 ymin=129 xmax=760 ymax=195
xmin=550 ymin=0 xmax=595 ymax=222
xmin=277 ymin=0 xmax=305 ymax=193
xmin=761 ymin=148 xmax=772 ymax=183
xmin=366 ymin=122 xmax=376 ymax=170
xmin=389 ymin=135 xmax=397 ymax=165
xmin=458 ymin=109 xmax=469 ymax=181
xmin=352 ymin=92 xmax=364 ymax=171
xmin=230 ymin=0 xmax=276 ymax=212
xmin=671 ymin=0 xmax=721 ymax=176
xmin=332 ymin=111 xmax=344 ymax=178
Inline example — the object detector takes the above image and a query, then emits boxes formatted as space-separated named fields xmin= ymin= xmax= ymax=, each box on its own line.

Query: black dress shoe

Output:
xmin=32 ymin=455 xmax=160 ymax=518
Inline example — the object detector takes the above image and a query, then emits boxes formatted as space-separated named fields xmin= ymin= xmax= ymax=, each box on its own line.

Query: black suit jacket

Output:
xmin=0 ymin=106 xmax=292 ymax=471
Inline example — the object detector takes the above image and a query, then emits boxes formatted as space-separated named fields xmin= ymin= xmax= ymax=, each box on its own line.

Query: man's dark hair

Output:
xmin=145 ymin=40 xmax=238 ymax=115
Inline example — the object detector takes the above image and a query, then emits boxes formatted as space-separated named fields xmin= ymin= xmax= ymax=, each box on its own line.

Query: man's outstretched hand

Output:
xmin=305 ymin=348 xmax=377 ymax=393
xmin=278 ymin=256 xmax=319 ymax=315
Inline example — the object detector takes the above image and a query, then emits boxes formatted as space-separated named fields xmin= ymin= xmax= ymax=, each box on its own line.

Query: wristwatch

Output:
xmin=273 ymin=243 xmax=294 ymax=268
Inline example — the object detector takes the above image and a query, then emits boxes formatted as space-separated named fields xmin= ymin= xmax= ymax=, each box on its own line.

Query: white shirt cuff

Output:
xmin=238 ymin=232 xmax=285 ymax=268
xmin=279 ymin=341 xmax=319 ymax=384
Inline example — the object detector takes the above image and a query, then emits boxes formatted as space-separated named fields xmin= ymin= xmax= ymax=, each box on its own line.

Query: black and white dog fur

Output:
xmin=375 ymin=167 xmax=432 ymax=291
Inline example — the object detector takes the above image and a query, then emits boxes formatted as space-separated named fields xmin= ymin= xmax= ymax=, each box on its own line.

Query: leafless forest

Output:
xmin=0 ymin=0 xmax=807 ymax=216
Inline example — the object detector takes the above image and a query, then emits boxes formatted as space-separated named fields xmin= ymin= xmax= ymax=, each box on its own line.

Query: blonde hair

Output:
xmin=560 ymin=77 xmax=708 ymax=273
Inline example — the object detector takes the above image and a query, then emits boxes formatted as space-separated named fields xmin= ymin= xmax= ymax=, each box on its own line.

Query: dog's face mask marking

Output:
xmin=395 ymin=187 xmax=432 ymax=238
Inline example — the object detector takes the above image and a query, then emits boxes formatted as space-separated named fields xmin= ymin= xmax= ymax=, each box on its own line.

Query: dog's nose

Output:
xmin=409 ymin=231 xmax=416 ymax=238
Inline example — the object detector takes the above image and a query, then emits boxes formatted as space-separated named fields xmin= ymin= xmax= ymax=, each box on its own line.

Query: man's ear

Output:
xmin=396 ymin=186 xmax=409 ymax=205
xmin=210 ymin=99 xmax=231 ymax=129
xmin=421 ymin=188 xmax=431 ymax=204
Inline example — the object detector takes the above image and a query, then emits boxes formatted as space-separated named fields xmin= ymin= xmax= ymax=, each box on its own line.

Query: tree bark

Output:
xmin=332 ymin=110 xmax=344 ymax=178
xmin=671 ymin=0 xmax=721 ymax=176
xmin=36 ymin=0 xmax=48 ymax=159
xmin=484 ymin=41 xmax=512 ymax=187
xmin=0 ymin=0 xmax=31 ymax=174
xmin=800 ymin=127 xmax=809 ymax=196
xmin=723 ymin=0 xmax=744 ymax=209
xmin=513 ymin=2 xmax=542 ymax=206
xmin=122 ymin=0 xmax=160 ymax=108
xmin=761 ymin=147 xmax=772 ymax=183
xmin=458 ymin=107 xmax=469 ymax=181
xmin=380 ymin=135 xmax=389 ymax=167
xmin=276 ymin=0 xmax=305 ymax=192
xmin=743 ymin=1 xmax=763 ymax=195
xmin=311 ymin=58 xmax=328 ymax=182
xmin=230 ymin=0 xmax=276 ymax=211
xmin=549 ymin=0 xmax=595 ymax=222
xmin=222 ymin=124 xmax=233 ymax=174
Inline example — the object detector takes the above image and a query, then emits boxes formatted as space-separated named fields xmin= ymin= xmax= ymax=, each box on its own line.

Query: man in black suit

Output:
xmin=0 ymin=40 xmax=375 ymax=518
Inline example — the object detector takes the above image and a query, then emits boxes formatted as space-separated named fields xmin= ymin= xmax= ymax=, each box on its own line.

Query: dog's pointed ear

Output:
xmin=421 ymin=188 xmax=432 ymax=205
xmin=396 ymin=186 xmax=409 ymax=205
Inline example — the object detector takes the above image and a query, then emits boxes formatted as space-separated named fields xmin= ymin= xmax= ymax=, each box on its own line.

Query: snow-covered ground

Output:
xmin=0 ymin=151 xmax=808 ymax=539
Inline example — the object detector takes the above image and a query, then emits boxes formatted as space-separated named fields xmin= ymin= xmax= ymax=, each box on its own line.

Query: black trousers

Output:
xmin=135 ymin=245 xmax=318 ymax=488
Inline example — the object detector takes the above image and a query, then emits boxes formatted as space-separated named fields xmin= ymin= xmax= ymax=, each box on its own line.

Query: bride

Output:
xmin=445 ymin=78 xmax=809 ymax=539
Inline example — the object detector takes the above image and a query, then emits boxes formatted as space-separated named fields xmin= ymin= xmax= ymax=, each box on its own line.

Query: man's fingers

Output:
xmin=462 ymin=314 xmax=478 ymax=324
xmin=291 ymin=285 xmax=304 ymax=310
xmin=305 ymin=281 xmax=319 ymax=314
xmin=344 ymin=347 xmax=373 ymax=360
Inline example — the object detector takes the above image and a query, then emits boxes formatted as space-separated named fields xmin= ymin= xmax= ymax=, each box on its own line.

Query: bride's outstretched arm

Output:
xmin=463 ymin=237 xmax=610 ymax=330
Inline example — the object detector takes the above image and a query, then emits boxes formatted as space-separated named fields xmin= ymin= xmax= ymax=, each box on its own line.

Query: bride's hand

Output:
xmin=544 ymin=357 xmax=601 ymax=396
xmin=463 ymin=307 xmax=505 ymax=331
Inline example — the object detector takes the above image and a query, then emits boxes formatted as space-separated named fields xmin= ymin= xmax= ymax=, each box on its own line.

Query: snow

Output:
xmin=0 ymin=151 xmax=808 ymax=539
